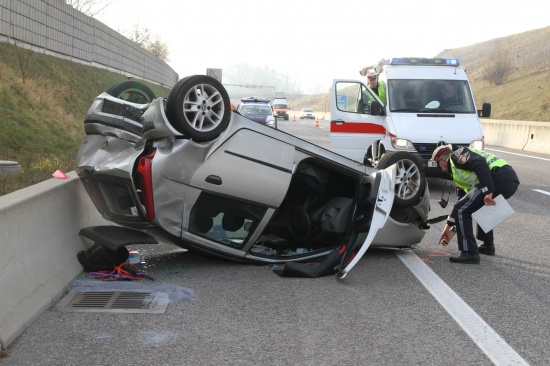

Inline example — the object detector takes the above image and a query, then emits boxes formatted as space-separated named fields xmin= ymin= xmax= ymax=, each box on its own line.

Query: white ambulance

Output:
xmin=330 ymin=57 xmax=491 ymax=177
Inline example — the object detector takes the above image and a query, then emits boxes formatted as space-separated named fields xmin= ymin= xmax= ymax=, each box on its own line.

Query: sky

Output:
xmin=95 ymin=0 xmax=549 ymax=93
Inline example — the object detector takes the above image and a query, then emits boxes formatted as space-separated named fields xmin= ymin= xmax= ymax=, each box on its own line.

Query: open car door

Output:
xmin=336 ymin=164 xmax=397 ymax=280
xmin=330 ymin=79 xmax=387 ymax=163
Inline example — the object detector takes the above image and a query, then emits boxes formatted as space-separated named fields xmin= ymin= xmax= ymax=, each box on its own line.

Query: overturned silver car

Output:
xmin=76 ymin=75 xmax=429 ymax=279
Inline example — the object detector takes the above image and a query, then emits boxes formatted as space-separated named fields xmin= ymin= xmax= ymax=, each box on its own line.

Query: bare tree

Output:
xmin=10 ymin=26 xmax=33 ymax=83
xmin=124 ymin=24 xmax=170 ymax=62
xmin=65 ymin=0 xmax=113 ymax=17
xmin=147 ymin=36 xmax=170 ymax=62
xmin=482 ymin=44 xmax=514 ymax=86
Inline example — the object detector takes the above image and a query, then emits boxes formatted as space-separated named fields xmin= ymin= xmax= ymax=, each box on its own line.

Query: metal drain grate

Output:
xmin=56 ymin=290 xmax=169 ymax=314
xmin=73 ymin=291 xmax=153 ymax=309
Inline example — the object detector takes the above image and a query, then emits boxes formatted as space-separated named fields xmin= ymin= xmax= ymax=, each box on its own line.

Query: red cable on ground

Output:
xmin=86 ymin=263 xmax=155 ymax=281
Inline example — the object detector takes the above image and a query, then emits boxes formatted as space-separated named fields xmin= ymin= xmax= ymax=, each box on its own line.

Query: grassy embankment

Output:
xmin=0 ymin=42 xmax=169 ymax=195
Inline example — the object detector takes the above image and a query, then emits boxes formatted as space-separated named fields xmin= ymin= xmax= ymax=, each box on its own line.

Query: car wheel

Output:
xmin=106 ymin=81 xmax=156 ymax=103
xmin=166 ymin=75 xmax=231 ymax=142
xmin=376 ymin=151 xmax=426 ymax=208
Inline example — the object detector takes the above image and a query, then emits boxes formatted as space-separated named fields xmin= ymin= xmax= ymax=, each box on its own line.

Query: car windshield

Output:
xmin=388 ymin=79 xmax=476 ymax=113
xmin=274 ymin=104 xmax=287 ymax=109
xmin=303 ymin=109 xmax=313 ymax=112
xmin=240 ymin=105 xmax=272 ymax=115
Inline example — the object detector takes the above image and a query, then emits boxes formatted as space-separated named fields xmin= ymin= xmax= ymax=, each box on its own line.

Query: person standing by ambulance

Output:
xmin=365 ymin=69 xmax=387 ymax=104
xmin=359 ymin=67 xmax=387 ymax=104
xmin=431 ymin=145 xmax=520 ymax=263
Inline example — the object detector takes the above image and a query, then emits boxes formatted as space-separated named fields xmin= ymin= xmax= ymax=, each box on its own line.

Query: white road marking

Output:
xmin=486 ymin=148 xmax=550 ymax=197
xmin=396 ymin=250 xmax=530 ymax=366
xmin=487 ymin=148 xmax=550 ymax=162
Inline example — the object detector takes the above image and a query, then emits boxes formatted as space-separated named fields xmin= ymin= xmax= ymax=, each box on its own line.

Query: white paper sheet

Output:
xmin=472 ymin=194 xmax=515 ymax=233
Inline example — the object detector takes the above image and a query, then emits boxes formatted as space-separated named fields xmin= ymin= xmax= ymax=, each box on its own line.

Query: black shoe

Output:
xmin=478 ymin=243 xmax=495 ymax=256
xmin=449 ymin=251 xmax=480 ymax=264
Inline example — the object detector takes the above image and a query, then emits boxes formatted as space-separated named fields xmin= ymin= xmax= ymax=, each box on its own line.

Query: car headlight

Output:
xmin=469 ymin=138 xmax=484 ymax=150
xmin=390 ymin=137 xmax=415 ymax=150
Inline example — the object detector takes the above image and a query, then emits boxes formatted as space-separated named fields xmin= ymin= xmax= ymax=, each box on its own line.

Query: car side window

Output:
xmin=189 ymin=192 xmax=267 ymax=249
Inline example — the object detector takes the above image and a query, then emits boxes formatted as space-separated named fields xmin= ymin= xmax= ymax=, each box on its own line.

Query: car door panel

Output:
xmin=190 ymin=129 xmax=294 ymax=208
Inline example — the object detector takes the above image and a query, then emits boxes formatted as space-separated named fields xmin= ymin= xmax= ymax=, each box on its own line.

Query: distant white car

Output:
xmin=299 ymin=108 xmax=315 ymax=119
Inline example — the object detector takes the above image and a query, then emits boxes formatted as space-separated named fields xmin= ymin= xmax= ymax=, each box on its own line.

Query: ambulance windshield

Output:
xmin=388 ymin=80 xmax=476 ymax=113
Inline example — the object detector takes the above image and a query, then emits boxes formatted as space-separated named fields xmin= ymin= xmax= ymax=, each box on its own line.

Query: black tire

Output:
xmin=166 ymin=75 xmax=231 ymax=142
xmin=377 ymin=151 xmax=426 ymax=208
xmin=106 ymin=81 xmax=156 ymax=103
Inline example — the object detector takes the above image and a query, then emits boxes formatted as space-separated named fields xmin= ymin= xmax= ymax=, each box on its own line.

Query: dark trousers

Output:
xmin=453 ymin=166 xmax=519 ymax=252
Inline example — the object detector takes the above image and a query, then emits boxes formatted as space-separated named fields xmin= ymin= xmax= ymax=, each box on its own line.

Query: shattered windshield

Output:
xmin=388 ymin=80 xmax=476 ymax=113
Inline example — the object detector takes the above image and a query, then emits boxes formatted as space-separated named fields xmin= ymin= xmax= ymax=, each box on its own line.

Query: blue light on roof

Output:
xmin=390 ymin=57 xmax=460 ymax=66
xmin=241 ymin=97 xmax=270 ymax=104
xmin=391 ymin=57 xmax=408 ymax=64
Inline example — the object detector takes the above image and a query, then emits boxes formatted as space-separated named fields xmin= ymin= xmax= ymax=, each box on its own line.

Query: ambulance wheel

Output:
xmin=377 ymin=151 xmax=426 ymax=208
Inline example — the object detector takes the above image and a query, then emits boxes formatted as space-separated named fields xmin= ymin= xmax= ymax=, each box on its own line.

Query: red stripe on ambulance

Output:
xmin=330 ymin=121 xmax=387 ymax=134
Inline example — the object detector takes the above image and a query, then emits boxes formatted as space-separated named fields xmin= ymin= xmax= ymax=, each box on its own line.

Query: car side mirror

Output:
xmin=370 ymin=100 xmax=385 ymax=116
xmin=478 ymin=103 xmax=491 ymax=118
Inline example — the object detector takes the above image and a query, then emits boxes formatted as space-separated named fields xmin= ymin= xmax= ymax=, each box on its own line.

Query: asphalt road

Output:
xmin=2 ymin=118 xmax=549 ymax=366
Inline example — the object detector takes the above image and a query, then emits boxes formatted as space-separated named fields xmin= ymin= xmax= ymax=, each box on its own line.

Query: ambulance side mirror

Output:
xmin=478 ymin=102 xmax=491 ymax=118
xmin=370 ymin=100 xmax=385 ymax=116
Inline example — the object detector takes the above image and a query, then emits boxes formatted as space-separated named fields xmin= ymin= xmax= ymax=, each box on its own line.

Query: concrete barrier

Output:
xmin=0 ymin=172 xmax=107 ymax=349
xmin=481 ymin=119 xmax=550 ymax=155
xmin=0 ymin=161 xmax=21 ymax=177
xmin=522 ymin=122 xmax=550 ymax=154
